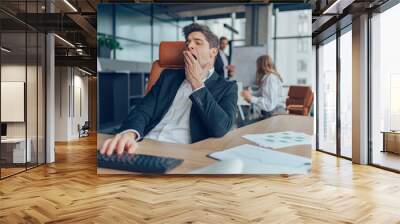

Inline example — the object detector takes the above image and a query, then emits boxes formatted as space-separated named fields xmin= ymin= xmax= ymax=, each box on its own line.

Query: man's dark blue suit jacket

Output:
xmin=119 ymin=68 xmax=238 ymax=143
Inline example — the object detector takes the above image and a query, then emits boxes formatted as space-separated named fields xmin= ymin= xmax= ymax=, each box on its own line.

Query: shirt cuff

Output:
xmin=250 ymin=96 xmax=258 ymax=104
xmin=119 ymin=129 xmax=141 ymax=141
xmin=191 ymin=85 xmax=205 ymax=94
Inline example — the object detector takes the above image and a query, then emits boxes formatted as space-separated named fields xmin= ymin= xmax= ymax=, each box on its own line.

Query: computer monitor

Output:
xmin=1 ymin=123 xmax=7 ymax=137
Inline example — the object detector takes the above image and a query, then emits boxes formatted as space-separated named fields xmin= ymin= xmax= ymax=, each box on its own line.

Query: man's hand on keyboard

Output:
xmin=99 ymin=132 xmax=138 ymax=156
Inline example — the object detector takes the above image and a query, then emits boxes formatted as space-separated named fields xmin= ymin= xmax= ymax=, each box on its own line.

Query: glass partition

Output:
xmin=27 ymin=31 xmax=38 ymax=169
xmin=0 ymin=1 xmax=46 ymax=179
xmin=1 ymin=30 xmax=28 ymax=177
xmin=339 ymin=28 xmax=352 ymax=158
xmin=317 ymin=36 xmax=337 ymax=155
xmin=370 ymin=3 xmax=400 ymax=171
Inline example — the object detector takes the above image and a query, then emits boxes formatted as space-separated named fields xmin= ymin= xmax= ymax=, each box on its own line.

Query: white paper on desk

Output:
xmin=243 ymin=131 xmax=311 ymax=149
xmin=236 ymin=82 xmax=250 ymax=106
xmin=208 ymin=144 xmax=311 ymax=174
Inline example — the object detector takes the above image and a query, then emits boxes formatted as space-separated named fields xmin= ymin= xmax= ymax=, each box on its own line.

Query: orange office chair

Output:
xmin=285 ymin=86 xmax=314 ymax=116
xmin=145 ymin=41 xmax=186 ymax=94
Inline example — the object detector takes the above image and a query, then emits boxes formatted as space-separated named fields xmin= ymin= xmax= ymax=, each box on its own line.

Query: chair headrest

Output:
xmin=159 ymin=41 xmax=185 ymax=68
xmin=287 ymin=86 xmax=313 ymax=98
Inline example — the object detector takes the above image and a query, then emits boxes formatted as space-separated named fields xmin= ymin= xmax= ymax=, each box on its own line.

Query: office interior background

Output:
xmin=0 ymin=0 xmax=399 ymax=223
xmin=314 ymin=0 xmax=400 ymax=172
xmin=0 ymin=0 xmax=97 ymax=179
xmin=98 ymin=0 xmax=399 ymax=175
xmin=97 ymin=3 xmax=314 ymax=135
xmin=0 ymin=0 xmax=398 ymax=178
xmin=0 ymin=0 xmax=396 ymax=176
xmin=1 ymin=0 xmax=47 ymax=178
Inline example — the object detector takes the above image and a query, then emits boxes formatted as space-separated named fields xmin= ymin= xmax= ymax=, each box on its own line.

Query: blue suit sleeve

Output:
xmin=189 ymin=82 xmax=238 ymax=137
xmin=118 ymin=72 xmax=165 ymax=140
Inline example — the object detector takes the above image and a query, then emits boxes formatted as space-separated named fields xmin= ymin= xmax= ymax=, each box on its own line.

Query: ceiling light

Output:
xmin=1 ymin=47 xmax=11 ymax=53
xmin=54 ymin=34 xmax=75 ymax=48
xmin=63 ymin=0 xmax=78 ymax=12
xmin=78 ymin=67 xmax=93 ymax=76
xmin=76 ymin=48 xmax=85 ymax=55
xmin=322 ymin=0 xmax=354 ymax=15
xmin=323 ymin=0 xmax=341 ymax=14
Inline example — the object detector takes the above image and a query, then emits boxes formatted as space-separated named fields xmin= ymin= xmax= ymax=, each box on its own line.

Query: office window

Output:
xmin=276 ymin=10 xmax=311 ymax=37
xmin=113 ymin=5 xmax=152 ymax=62
xmin=371 ymin=3 xmax=400 ymax=171
xmin=197 ymin=15 xmax=246 ymax=51
xmin=391 ymin=75 xmax=400 ymax=129
xmin=115 ymin=5 xmax=151 ymax=42
xmin=153 ymin=18 xmax=179 ymax=61
xmin=297 ymin=39 xmax=308 ymax=53
xmin=276 ymin=38 xmax=312 ymax=85
xmin=198 ymin=17 xmax=233 ymax=41
xmin=297 ymin=13 xmax=309 ymax=35
xmin=275 ymin=9 xmax=312 ymax=87
xmin=297 ymin=59 xmax=307 ymax=72
xmin=317 ymin=37 xmax=337 ymax=154
xmin=116 ymin=40 xmax=151 ymax=63
xmin=233 ymin=17 xmax=246 ymax=46
xmin=98 ymin=4 xmax=113 ymax=35
xmin=178 ymin=19 xmax=194 ymax=41
xmin=101 ymin=4 xmax=186 ymax=63
xmin=152 ymin=45 xmax=160 ymax=62
xmin=153 ymin=18 xmax=178 ymax=44
xmin=340 ymin=29 xmax=352 ymax=158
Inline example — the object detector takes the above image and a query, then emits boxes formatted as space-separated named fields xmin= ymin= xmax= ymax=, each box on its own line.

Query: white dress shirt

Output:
xmin=122 ymin=68 xmax=214 ymax=144
xmin=250 ymin=74 xmax=284 ymax=112
xmin=219 ymin=49 xmax=229 ymax=78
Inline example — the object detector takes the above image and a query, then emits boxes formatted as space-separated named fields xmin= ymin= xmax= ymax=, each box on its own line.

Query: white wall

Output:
xmin=1 ymin=65 xmax=26 ymax=139
xmin=55 ymin=66 xmax=69 ymax=141
xmin=1 ymin=64 xmax=46 ymax=164
xmin=1 ymin=65 xmax=42 ymax=137
xmin=71 ymin=72 xmax=89 ymax=139
xmin=54 ymin=67 xmax=89 ymax=141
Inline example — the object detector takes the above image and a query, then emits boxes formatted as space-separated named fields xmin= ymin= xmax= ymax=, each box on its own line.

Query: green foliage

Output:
xmin=97 ymin=35 xmax=123 ymax=50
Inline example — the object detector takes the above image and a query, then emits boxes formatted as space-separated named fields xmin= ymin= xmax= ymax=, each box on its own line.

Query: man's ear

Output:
xmin=210 ymin=47 xmax=218 ymax=58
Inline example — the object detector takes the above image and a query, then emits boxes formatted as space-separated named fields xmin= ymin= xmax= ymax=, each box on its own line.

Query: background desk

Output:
xmin=97 ymin=115 xmax=313 ymax=174
xmin=1 ymin=138 xmax=32 ymax=163
xmin=381 ymin=131 xmax=400 ymax=154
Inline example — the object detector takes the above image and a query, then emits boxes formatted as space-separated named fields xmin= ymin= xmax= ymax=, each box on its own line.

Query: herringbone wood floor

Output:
xmin=1 ymin=134 xmax=400 ymax=223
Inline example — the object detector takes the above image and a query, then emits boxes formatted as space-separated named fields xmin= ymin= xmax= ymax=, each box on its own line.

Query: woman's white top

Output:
xmin=250 ymin=74 xmax=285 ymax=112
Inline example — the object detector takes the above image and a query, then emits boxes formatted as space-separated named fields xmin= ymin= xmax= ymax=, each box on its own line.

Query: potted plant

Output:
xmin=97 ymin=35 xmax=123 ymax=58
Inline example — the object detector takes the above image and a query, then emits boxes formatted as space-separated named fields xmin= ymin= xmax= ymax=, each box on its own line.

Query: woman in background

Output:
xmin=241 ymin=55 xmax=285 ymax=120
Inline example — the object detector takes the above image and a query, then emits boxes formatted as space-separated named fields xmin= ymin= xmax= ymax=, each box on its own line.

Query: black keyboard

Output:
xmin=97 ymin=151 xmax=183 ymax=174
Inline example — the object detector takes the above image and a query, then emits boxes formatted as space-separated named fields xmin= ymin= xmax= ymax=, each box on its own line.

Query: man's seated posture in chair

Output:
xmin=100 ymin=23 xmax=238 ymax=156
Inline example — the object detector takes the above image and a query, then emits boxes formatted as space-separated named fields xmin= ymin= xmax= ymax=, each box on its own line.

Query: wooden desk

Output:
xmin=97 ymin=115 xmax=313 ymax=174
xmin=381 ymin=131 xmax=400 ymax=154
xmin=1 ymin=138 xmax=32 ymax=163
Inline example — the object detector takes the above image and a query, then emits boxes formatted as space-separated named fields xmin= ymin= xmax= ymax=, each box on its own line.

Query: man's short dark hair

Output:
xmin=220 ymin=36 xmax=228 ymax=42
xmin=182 ymin=23 xmax=218 ymax=49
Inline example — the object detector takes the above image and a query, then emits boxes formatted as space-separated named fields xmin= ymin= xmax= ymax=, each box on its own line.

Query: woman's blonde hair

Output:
xmin=256 ymin=55 xmax=283 ymax=86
